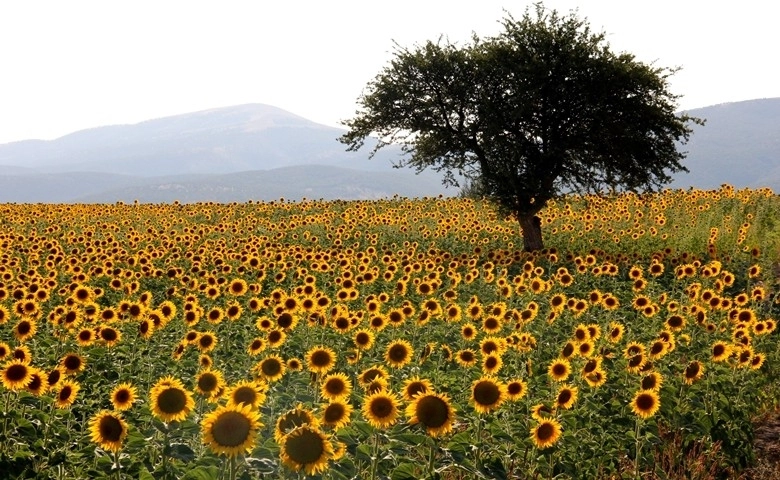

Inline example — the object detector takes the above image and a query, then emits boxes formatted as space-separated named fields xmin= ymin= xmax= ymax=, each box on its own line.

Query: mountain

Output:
xmin=0 ymin=99 xmax=778 ymax=203
xmin=0 ymin=104 xmax=405 ymax=176
xmin=673 ymin=98 xmax=780 ymax=190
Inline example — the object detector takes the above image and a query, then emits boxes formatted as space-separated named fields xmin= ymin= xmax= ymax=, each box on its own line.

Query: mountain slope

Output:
xmin=0 ymin=104 xmax=402 ymax=176
xmin=673 ymin=98 xmax=780 ymax=190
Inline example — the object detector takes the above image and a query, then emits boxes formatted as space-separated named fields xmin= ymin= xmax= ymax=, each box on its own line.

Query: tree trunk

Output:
xmin=518 ymin=212 xmax=544 ymax=252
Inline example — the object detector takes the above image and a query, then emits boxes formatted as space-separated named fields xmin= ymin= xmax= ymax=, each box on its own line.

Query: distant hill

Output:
xmin=0 ymin=104 xmax=405 ymax=176
xmin=0 ymin=99 xmax=778 ymax=203
xmin=673 ymin=98 xmax=780 ymax=190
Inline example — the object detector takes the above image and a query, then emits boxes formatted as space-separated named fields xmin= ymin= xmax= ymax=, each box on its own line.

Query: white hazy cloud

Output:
xmin=1 ymin=0 xmax=778 ymax=144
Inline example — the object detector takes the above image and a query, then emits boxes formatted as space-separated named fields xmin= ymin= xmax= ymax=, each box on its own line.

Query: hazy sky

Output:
xmin=1 ymin=0 xmax=778 ymax=144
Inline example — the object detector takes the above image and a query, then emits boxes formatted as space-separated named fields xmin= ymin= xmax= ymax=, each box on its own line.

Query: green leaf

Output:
xmin=391 ymin=462 xmax=420 ymax=480
xmin=180 ymin=465 xmax=221 ymax=480
xmin=165 ymin=443 xmax=195 ymax=463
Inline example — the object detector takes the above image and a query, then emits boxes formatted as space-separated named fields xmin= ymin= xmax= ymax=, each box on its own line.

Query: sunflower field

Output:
xmin=1 ymin=185 xmax=778 ymax=479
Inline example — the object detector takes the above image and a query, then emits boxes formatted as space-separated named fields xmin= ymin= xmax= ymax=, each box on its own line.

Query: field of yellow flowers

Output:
xmin=1 ymin=185 xmax=778 ymax=479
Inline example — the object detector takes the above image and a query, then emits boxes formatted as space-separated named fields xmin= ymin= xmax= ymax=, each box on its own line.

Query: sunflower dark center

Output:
xmin=311 ymin=351 xmax=331 ymax=367
xmin=507 ymin=382 xmax=523 ymax=395
xmin=261 ymin=359 xmax=282 ymax=376
xmin=536 ymin=422 xmax=555 ymax=441
xmin=369 ymin=397 xmax=394 ymax=418
xmin=6 ymin=364 xmax=28 ymax=382
xmin=324 ymin=379 xmax=346 ymax=395
xmin=415 ymin=395 xmax=449 ymax=428
xmin=636 ymin=393 xmax=656 ymax=411
xmin=211 ymin=411 xmax=251 ymax=447
xmin=388 ymin=345 xmax=408 ymax=362
xmin=99 ymin=415 xmax=125 ymax=442
xmin=157 ymin=388 xmax=187 ymax=413
xmin=233 ymin=386 xmax=258 ymax=405
xmin=323 ymin=403 xmax=346 ymax=423
xmin=473 ymin=381 xmax=500 ymax=405
xmin=198 ymin=373 xmax=219 ymax=392
xmin=284 ymin=428 xmax=324 ymax=464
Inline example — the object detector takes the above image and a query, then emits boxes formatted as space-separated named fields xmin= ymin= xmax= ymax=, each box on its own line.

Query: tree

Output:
xmin=339 ymin=3 xmax=703 ymax=251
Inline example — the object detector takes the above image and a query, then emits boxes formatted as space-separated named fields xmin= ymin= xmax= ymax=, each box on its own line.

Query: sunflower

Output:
xmin=631 ymin=390 xmax=660 ymax=419
xmin=640 ymin=372 xmax=663 ymax=392
xmin=195 ymin=369 xmax=225 ymax=399
xmin=577 ymin=340 xmax=595 ymax=357
xmin=25 ymin=367 xmax=47 ymax=396
xmin=362 ymin=390 xmax=402 ymax=428
xmin=460 ymin=323 xmax=478 ymax=340
xmin=98 ymin=326 xmax=122 ymax=348
xmin=353 ymin=329 xmax=375 ymax=350
xmin=750 ymin=353 xmax=766 ymax=370
xmin=12 ymin=345 xmax=32 ymax=364
xmin=648 ymin=340 xmax=668 ymax=360
xmin=560 ymin=341 xmax=576 ymax=359
xmin=287 ymin=358 xmax=303 ymax=371
xmin=54 ymin=380 xmax=81 ymax=408
xmin=110 ymin=383 xmax=138 ymax=411
xmin=279 ymin=425 xmax=333 ymax=476
xmin=555 ymin=385 xmax=578 ymax=410
xmin=196 ymin=331 xmax=218 ymax=353
xmin=385 ymin=340 xmax=413 ymax=368
xmin=46 ymin=367 xmax=65 ymax=390
xmin=358 ymin=366 xmax=389 ymax=387
xmin=306 ymin=346 xmax=337 ymax=374
xmin=470 ymin=377 xmax=506 ymax=414
xmin=150 ymin=376 xmax=195 ymax=423
xmin=547 ymin=358 xmax=571 ymax=382
xmin=227 ymin=379 xmax=268 ymax=410
xmin=406 ymin=392 xmax=455 ymax=437
xmin=247 ymin=337 xmax=267 ymax=356
xmin=607 ymin=322 xmax=624 ymax=343
xmin=626 ymin=353 xmax=646 ymax=375
xmin=89 ymin=410 xmax=128 ymax=452
xmin=320 ymin=399 xmax=353 ymax=429
xmin=479 ymin=336 xmax=505 ymax=356
xmin=493 ymin=377 xmax=523 ymax=401
xmin=1 ymin=359 xmax=33 ymax=390
xmin=75 ymin=327 xmax=96 ymax=346
xmin=60 ymin=352 xmax=86 ymax=376
xmin=482 ymin=353 xmax=503 ymax=375
xmin=584 ymin=368 xmax=608 ymax=388
xmin=455 ymin=349 xmax=478 ymax=368
xmin=683 ymin=361 xmax=704 ymax=385
xmin=255 ymin=354 xmax=286 ymax=382
xmin=320 ymin=373 xmax=352 ymax=401
xmin=0 ymin=341 xmax=10 ymax=361
xmin=201 ymin=403 xmax=261 ymax=457
xmin=711 ymin=341 xmax=731 ymax=362
xmin=13 ymin=319 xmax=37 ymax=343
xmin=530 ymin=418 xmax=562 ymax=449
xmin=531 ymin=403 xmax=555 ymax=421
xmin=573 ymin=324 xmax=590 ymax=343
xmin=401 ymin=376 xmax=433 ymax=402
xmin=274 ymin=405 xmax=319 ymax=443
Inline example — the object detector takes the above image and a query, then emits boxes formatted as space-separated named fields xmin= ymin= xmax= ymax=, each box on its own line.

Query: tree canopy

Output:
xmin=340 ymin=3 xmax=702 ymax=251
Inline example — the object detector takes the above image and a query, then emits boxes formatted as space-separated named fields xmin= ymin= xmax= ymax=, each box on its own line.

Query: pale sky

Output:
xmin=1 ymin=0 xmax=778 ymax=145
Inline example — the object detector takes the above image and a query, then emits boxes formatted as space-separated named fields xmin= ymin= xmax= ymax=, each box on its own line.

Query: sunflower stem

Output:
xmin=370 ymin=430 xmax=380 ymax=480
xmin=113 ymin=449 xmax=121 ymax=480
xmin=474 ymin=414 xmax=483 ymax=469
xmin=227 ymin=454 xmax=237 ymax=480
xmin=427 ymin=438 xmax=437 ymax=477
xmin=634 ymin=416 xmax=642 ymax=480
